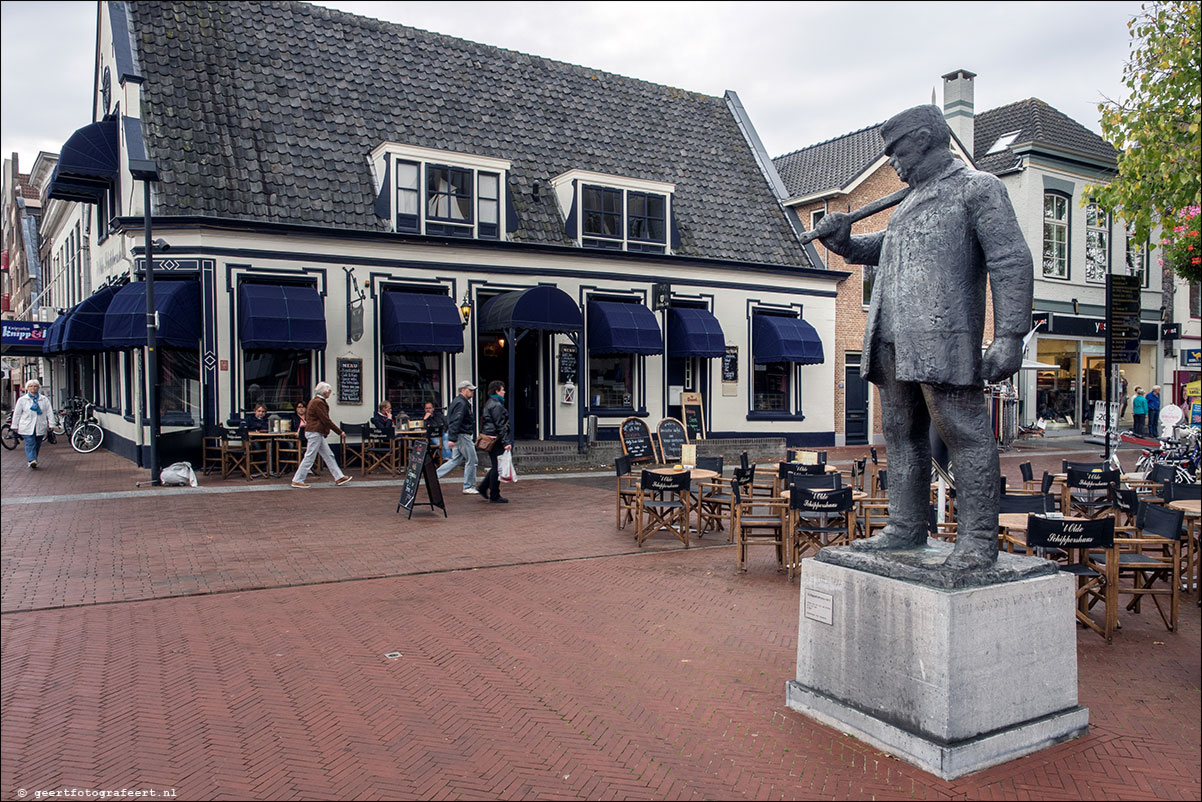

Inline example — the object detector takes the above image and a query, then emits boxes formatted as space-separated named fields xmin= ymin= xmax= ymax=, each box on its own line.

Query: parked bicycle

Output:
xmin=66 ymin=399 xmax=104 ymax=453
xmin=1110 ymin=429 xmax=1199 ymax=483
xmin=1 ymin=419 xmax=20 ymax=450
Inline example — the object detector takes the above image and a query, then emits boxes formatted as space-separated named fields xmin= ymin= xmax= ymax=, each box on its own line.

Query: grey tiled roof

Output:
xmin=126 ymin=1 xmax=810 ymax=267
xmin=772 ymin=124 xmax=885 ymax=199
xmin=973 ymin=98 xmax=1118 ymax=175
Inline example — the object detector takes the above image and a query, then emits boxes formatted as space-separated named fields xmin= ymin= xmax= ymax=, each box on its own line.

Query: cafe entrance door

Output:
xmin=477 ymin=330 xmax=542 ymax=440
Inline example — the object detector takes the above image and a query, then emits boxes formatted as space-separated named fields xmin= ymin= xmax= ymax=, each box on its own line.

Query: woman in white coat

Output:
xmin=12 ymin=379 xmax=55 ymax=468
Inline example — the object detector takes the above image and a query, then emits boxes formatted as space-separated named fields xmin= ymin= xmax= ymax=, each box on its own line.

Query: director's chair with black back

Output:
xmin=615 ymin=455 xmax=638 ymax=531
xmin=1026 ymin=515 xmax=1118 ymax=642
xmin=731 ymin=478 xmax=786 ymax=573
xmin=202 ymin=424 xmax=225 ymax=475
xmin=776 ymin=461 xmax=826 ymax=495
xmin=860 ymin=469 xmax=890 ymax=539
xmin=998 ymin=493 xmax=1062 ymax=557
xmin=788 ymin=486 xmax=856 ymax=579
xmin=1096 ymin=501 xmax=1186 ymax=632
xmin=339 ymin=423 xmax=368 ymax=475
xmin=694 ymin=457 xmax=733 ymax=538
xmin=636 ymin=470 xmax=692 ymax=548
xmin=1063 ymin=468 xmax=1120 ymax=519
xmin=363 ymin=421 xmax=399 ymax=476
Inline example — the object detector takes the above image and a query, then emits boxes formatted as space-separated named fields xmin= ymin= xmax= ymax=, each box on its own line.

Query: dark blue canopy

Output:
xmin=667 ymin=307 xmax=725 ymax=358
xmin=587 ymin=301 xmax=663 ymax=355
xmin=103 ymin=280 xmax=201 ymax=350
xmin=238 ymin=283 xmax=327 ymax=350
xmin=46 ymin=120 xmax=119 ymax=203
xmin=752 ymin=314 xmax=824 ymax=364
xmin=60 ymin=285 xmax=120 ymax=352
xmin=42 ymin=309 xmax=74 ymax=355
xmin=381 ymin=292 xmax=464 ymax=353
xmin=479 ymin=285 xmax=582 ymax=334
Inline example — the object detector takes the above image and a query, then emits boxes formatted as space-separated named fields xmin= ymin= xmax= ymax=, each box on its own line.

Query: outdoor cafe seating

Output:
xmin=1026 ymin=514 xmax=1118 ymax=642
xmin=635 ymin=469 xmax=692 ymax=548
xmin=731 ymin=478 xmax=785 ymax=573
xmin=615 ymin=455 xmax=638 ymax=531
xmin=787 ymin=486 xmax=855 ymax=579
xmin=1101 ymin=501 xmax=1186 ymax=633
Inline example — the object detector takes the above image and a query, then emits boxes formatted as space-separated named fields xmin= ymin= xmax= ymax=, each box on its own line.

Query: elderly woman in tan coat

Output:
xmin=291 ymin=382 xmax=353 ymax=488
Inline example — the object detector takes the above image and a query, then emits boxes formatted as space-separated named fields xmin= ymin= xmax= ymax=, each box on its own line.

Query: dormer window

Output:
xmin=554 ymin=170 xmax=675 ymax=254
xmin=372 ymin=143 xmax=510 ymax=240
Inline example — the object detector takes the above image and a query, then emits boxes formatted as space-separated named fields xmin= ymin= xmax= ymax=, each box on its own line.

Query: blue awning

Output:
xmin=60 ymin=285 xmax=120 ymax=353
xmin=103 ymin=280 xmax=201 ymax=350
xmin=479 ymin=285 xmax=582 ymax=334
xmin=42 ymin=310 xmax=73 ymax=355
xmin=587 ymin=301 xmax=663 ymax=355
xmin=753 ymin=314 xmax=824 ymax=364
xmin=46 ymin=120 xmax=119 ymax=203
xmin=381 ymin=292 xmax=464 ymax=354
xmin=238 ymin=283 xmax=327 ymax=350
xmin=667 ymin=307 xmax=725 ymax=358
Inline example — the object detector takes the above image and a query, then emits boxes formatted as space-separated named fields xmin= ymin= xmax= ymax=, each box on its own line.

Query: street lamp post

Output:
xmin=129 ymin=157 xmax=161 ymax=483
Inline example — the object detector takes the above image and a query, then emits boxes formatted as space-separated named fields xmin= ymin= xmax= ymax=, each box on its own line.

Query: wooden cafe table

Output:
xmin=1167 ymin=499 xmax=1200 ymax=592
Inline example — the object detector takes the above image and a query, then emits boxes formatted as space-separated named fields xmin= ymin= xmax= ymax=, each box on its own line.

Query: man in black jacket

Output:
xmin=436 ymin=380 xmax=479 ymax=494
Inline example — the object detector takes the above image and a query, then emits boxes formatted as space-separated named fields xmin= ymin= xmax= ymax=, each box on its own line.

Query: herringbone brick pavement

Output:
xmin=2 ymin=441 xmax=1199 ymax=800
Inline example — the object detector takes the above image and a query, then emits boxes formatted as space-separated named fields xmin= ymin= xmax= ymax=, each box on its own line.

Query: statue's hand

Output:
xmin=982 ymin=336 xmax=1023 ymax=382
xmin=811 ymin=211 xmax=852 ymax=254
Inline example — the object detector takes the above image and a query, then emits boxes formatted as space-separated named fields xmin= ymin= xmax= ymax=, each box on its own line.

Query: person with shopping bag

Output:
xmin=12 ymin=379 xmax=55 ymax=469
xmin=476 ymin=379 xmax=512 ymax=504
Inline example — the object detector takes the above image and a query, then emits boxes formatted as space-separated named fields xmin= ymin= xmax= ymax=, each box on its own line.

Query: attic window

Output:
xmin=985 ymin=131 xmax=1021 ymax=155
xmin=551 ymin=169 xmax=676 ymax=255
xmin=371 ymin=142 xmax=510 ymax=240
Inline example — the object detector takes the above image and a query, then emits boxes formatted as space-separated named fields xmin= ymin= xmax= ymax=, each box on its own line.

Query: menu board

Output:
xmin=722 ymin=346 xmax=738 ymax=383
xmin=396 ymin=439 xmax=447 ymax=519
xmin=680 ymin=392 xmax=705 ymax=440
xmin=620 ymin=417 xmax=656 ymax=463
xmin=657 ymin=418 xmax=687 ymax=462
xmin=557 ymin=344 xmax=578 ymax=384
xmin=337 ymin=357 xmax=363 ymax=404
xmin=1107 ymin=274 xmax=1142 ymax=364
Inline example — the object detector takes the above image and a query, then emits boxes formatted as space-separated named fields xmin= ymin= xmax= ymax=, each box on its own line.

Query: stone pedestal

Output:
xmin=786 ymin=555 xmax=1088 ymax=780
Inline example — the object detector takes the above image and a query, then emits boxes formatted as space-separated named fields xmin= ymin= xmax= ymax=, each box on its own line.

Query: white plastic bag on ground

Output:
xmin=498 ymin=451 xmax=518 ymax=482
xmin=161 ymin=461 xmax=199 ymax=487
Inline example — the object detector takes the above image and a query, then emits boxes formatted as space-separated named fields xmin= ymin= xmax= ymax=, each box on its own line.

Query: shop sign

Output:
xmin=1182 ymin=349 xmax=1202 ymax=367
xmin=1162 ymin=323 xmax=1180 ymax=340
xmin=0 ymin=320 xmax=48 ymax=347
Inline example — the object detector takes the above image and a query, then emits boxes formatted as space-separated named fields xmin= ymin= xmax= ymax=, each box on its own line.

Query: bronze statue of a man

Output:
xmin=812 ymin=105 xmax=1033 ymax=570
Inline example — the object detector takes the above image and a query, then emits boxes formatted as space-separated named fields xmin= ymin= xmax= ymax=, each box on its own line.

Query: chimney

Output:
xmin=941 ymin=69 xmax=976 ymax=156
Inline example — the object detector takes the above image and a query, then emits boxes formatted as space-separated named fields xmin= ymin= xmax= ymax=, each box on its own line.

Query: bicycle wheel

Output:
xmin=0 ymin=424 xmax=19 ymax=450
xmin=71 ymin=422 xmax=104 ymax=453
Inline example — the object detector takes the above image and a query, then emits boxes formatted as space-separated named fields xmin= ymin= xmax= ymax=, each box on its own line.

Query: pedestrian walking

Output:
xmin=291 ymin=382 xmax=352 ymax=488
xmin=437 ymin=380 xmax=479 ymax=494
xmin=1131 ymin=387 xmax=1148 ymax=436
xmin=1147 ymin=386 xmax=1161 ymax=439
xmin=12 ymin=379 xmax=55 ymax=469
xmin=476 ymin=379 xmax=512 ymax=504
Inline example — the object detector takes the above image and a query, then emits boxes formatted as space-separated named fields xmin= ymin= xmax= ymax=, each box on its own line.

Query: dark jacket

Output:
xmin=371 ymin=411 xmax=395 ymax=437
xmin=481 ymin=395 xmax=511 ymax=445
xmin=423 ymin=408 xmax=446 ymax=438
xmin=445 ymin=394 xmax=476 ymax=441
xmin=246 ymin=414 xmax=270 ymax=432
xmin=304 ymin=396 xmax=341 ymax=437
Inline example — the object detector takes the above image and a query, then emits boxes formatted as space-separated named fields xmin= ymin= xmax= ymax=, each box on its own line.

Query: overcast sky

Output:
xmin=2 ymin=0 xmax=1145 ymax=171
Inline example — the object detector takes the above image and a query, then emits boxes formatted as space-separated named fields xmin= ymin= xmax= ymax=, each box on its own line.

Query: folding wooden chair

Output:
xmin=1063 ymin=468 xmax=1120 ymax=519
xmin=731 ymin=479 xmax=785 ymax=573
xmin=274 ymin=433 xmax=305 ymax=478
xmin=220 ymin=427 xmax=252 ymax=480
xmin=339 ymin=423 xmax=368 ymax=475
xmin=694 ymin=457 xmax=730 ymax=538
xmin=363 ymin=422 xmax=399 ymax=476
xmin=776 ymin=462 xmax=826 ymax=495
xmin=1103 ymin=502 xmax=1185 ymax=632
xmin=636 ymin=470 xmax=692 ymax=548
xmin=202 ymin=424 xmax=224 ymax=475
xmin=787 ymin=486 xmax=855 ymax=579
xmin=1027 ymin=515 xmax=1118 ymax=642
xmin=615 ymin=455 xmax=638 ymax=531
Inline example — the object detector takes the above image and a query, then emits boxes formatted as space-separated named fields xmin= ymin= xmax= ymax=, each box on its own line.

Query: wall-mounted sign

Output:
xmin=1183 ymin=349 xmax=1202 ymax=367
xmin=337 ymin=357 xmax=363 ymax=404
xmin=0 ymin=320 xmax=49 ymax=355
xmin=651 ymin=283 xmax=671 ymax=311
xmin=721 ymin=346 xmax=738 ymax=383
xmin=557 ymin=344 xmax=578 ymax=384
xmin=1162 ymin=323 xmax=1180 ymax=340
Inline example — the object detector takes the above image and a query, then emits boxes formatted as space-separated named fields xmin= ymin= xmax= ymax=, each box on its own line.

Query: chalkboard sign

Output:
xmin=680 ymin=392 xmax=705 ymax=440
xmin=396 ymin=439 xmax=447 ymax=519
xmin=337 ymin=357 xmax=363 ymax=404
xmin=557 ymin=344 xmax=578 ymax=384
xmin=722 ymin=346 xmax=738 ymax=383
xmin=657 ymin=418 xmax=688 ymax=462
xmin=620 ymin=417 xmax=656 ymax=464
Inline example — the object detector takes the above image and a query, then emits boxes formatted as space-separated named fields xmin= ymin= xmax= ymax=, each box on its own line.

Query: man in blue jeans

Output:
xmin=437 ymin=380 xmax=479 ymax=494
xmin=1147 ymin=386 xmax=1161 ymax=439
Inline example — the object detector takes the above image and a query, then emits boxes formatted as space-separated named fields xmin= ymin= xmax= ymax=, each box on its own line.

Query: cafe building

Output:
xmin=42 ymin=1 xmax=843 ymax=465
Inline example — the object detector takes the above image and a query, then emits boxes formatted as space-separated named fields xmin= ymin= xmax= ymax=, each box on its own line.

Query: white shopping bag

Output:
xmin=498 ymin=451 xmax=518 ymax=482
xmin=160 ymin=461 xmax=199 ymax=487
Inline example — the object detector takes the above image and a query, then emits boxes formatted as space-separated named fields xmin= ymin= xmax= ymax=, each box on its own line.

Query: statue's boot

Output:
xmin=848 ymin=523 xmax=927 ymax=551
xmin=942 ymin=533 xmax=998 ymax=571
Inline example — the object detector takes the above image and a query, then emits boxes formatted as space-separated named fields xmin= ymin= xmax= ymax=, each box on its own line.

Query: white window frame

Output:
xmin=551 ymin=169 xmax=675 ymax=254
xmin=1084 ymin=202 xmax=1109 ymax=284
xmin=370 ymin=142 xmax=510 ymax=240
xmin=1042 ymin=193 xmax=1069 ymax=280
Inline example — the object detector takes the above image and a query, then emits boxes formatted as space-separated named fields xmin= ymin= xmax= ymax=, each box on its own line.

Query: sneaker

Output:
xmin=489 ymin=496 xmax=509 ymax=504
xmin=29 ymin=461 xmax=36 ymax=469
xmin=290 ymin=481 xmax=310 ymax=489
xmin=335 ymin=476 xmax=353 ymax=486
xmin=462 ymin=487 xmax=480 ymax=495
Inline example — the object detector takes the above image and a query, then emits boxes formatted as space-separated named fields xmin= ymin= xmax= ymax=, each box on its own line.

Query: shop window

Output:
xmin=1042 ymin=193 xmax=1069 ymax=279
xmin=588 ymin=353 xmax=635 ymax=409
xmin=1035 ymin=338 xmax=1079 ymax=424
xmin=384 ymin=353 xmax=442 ymax=416
xmin=160 ymin=349 xmax=200 ymax=425
xmin=123 ymin=351 xmax=133 ymax=417
xmin=1085 ymin=203 xmax=1108 ymax=284
xmin=243 ymin=351 xmax=312 ymax=413
xmin=753 ymin=361 xmax=793 ymax=412
xmin=105 ymin=352 xmax=120 ymax=411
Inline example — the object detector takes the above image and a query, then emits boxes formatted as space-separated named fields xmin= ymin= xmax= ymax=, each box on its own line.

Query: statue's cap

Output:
xmin=881 ymin=105 xmax=951 ymax=151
